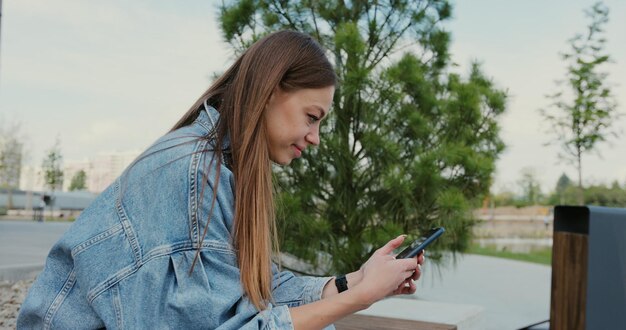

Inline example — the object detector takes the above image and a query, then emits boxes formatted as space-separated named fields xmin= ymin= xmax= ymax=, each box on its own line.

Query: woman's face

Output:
xmin=264 ymin=85 xmax=335 ymax=165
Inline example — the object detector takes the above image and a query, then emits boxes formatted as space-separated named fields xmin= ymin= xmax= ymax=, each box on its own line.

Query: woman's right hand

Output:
xmin=289 ymin=235 xmax=422 ymax=329
xmin=354 ymin=235 xmax=419 ymax=305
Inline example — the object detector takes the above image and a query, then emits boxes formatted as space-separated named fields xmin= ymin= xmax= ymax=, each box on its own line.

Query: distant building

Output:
xmin=20 ymin=150 xmax=141 ymax=194
xmin=86 ymin=150 xmax=140 ymax=192
xmin=19 ymin=165 xmax=45 ymax=193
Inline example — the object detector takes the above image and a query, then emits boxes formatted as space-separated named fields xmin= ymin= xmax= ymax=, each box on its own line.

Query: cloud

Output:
xmin=3 ymin=0 xmax=626 ymax=194
xmin=1 ymin=0 xmax=231 ymax=166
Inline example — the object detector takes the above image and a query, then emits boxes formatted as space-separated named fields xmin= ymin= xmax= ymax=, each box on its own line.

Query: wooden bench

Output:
xmin=332 ymin=297 xmax=483 ymax=330
xmin=336 ymin=314 xmax=457 ymax=329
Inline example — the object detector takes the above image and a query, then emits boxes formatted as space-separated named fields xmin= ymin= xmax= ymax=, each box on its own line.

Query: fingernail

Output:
xmin=399 ymin=234 xmax=407 ymax=238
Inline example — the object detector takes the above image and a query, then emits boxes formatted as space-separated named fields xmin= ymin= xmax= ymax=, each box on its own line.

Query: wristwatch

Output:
xmin=335 ymin=274 xmax=348 ymax=293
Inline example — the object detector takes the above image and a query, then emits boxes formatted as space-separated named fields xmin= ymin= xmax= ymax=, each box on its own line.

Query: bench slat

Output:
xmin=335 ymin=314 xmax=457 ymax=330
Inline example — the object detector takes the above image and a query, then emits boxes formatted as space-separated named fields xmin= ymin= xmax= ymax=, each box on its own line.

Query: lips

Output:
xmin=293 ymin=145 xmax=304 ymax=157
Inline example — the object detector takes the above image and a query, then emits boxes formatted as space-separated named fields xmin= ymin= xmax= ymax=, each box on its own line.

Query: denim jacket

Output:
xmin=18 ymin=106 xmax=333 ymax=329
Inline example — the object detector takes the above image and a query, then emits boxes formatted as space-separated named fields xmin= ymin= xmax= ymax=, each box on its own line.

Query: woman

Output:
xmin=18 ymin=30 xmax=424 ymax=329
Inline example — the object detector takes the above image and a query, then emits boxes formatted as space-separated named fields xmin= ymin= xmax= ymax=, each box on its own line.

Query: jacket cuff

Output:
xmin=264 ymin=304 xmax=294 ymax=329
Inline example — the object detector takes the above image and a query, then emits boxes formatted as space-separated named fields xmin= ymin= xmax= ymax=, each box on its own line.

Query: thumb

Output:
xmin=377 ymin=235 xmax=407 ymax=255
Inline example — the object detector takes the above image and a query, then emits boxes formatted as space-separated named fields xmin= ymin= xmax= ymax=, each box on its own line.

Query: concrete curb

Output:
xmin=0 ymin=263 xmax=43 ymax=282
xmin=358 ymin=297 xmax=484 ymax=330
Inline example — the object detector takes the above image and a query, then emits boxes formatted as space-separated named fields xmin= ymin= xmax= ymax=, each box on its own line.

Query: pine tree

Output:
xmin=555 ymin=173 xmax=572 ymax=204
xmin=220 ymin=0 xmax=507 ymax=273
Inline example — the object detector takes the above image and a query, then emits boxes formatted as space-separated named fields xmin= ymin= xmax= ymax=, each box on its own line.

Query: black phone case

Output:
xmin=396 ymin=227 xmax=445 ymax=259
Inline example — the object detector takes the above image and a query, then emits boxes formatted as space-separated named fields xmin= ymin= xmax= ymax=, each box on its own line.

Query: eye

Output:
xmin=307 ymin=114 xmax=320 ymax=124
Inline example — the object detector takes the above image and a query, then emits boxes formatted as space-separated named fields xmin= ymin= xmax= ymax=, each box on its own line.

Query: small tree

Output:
xmin=517 ymin=167 xmax=542 ymax=206
xmin=540 ymin=2 xmax=619 ymax=205
xmin=41 ymin=138 xmax=64 ymax=216
xmin=69 ymin=170 xmax=87 ymax=191
xmin=0 ymin=122 xmax=24 ymax=209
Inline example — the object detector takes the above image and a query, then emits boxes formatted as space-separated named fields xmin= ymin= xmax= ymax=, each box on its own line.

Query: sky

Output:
xmin=1 ymin=0 xmax=625 ymax=195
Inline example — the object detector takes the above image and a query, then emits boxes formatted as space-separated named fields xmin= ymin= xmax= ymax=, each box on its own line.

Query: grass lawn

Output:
xmin=467 ymin=244 xmax=552 ymax=266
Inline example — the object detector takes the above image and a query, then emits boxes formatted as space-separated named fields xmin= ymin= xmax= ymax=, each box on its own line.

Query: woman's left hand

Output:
xmin=391 ymin=251 xmax=425 ymax=295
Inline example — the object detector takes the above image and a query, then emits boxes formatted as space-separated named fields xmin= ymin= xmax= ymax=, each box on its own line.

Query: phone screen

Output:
xmin=395 ymin=227 xmax=445 ymax=259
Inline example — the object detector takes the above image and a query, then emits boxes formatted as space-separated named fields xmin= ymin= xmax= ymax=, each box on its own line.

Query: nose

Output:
xmin=305 ymin=126 xmax=320 ymax=146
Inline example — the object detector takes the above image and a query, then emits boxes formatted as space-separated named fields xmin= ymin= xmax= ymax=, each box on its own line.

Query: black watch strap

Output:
xmin=335 ymin=274 xmax=348 ymax=293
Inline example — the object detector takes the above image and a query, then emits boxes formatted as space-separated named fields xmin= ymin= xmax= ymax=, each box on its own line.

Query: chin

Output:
xmin=277 ymin=159 xmax=292 ymax=166
xmin=270 ymin=157 xmax=292 ymax=166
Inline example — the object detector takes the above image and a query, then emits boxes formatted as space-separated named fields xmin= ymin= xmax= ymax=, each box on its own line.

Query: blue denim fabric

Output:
xmin=17 ymin=106 xmax=334 ymax=329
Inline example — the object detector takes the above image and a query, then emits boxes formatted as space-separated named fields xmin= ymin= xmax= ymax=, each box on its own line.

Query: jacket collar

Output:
xmin=199 ymin=101 xmax=232 ymax=169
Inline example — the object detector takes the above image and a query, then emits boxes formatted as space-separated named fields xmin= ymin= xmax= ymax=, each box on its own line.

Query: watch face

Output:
xmin=335 ymin=275 xmax=349 ymax=292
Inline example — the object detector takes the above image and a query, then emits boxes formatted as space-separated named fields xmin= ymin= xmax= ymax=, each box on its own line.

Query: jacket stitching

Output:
xmin=188 ymin=139 xmax=208 ymax=246
xmin=71 ymin=224 xmax=124 ymax=258
xmin=195 ymin=101 xmax=216 ymax=133
xmin=112 ymin=284 xmax=124 ymax=329
xmin=114 ymin=179 xmax=143 ymax=265
xmin=188 ymin=142 xmax=198 ymax=244
xmin=142 ymin=240 xmax=236 ymax=259
xmin=196 ymin=118 xmax=212 ymax=133
xmin=86 ymin=242 xmax=235 ymax=303
xmin=43 ymin=269 xmax=76 ymax=330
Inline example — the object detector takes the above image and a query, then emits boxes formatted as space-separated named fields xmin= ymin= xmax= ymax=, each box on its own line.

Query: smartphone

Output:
xmin=395 ymin=227 xmax=445 ymax=259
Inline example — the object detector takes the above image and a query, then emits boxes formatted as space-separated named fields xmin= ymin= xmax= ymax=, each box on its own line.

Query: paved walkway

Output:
xmin=0 ymin=220 xmax=551 ymax=329
xmin=0 ymin=220 xmax=71 ymax=266
xmin=410 ymin=254 xmax=551 ymax=329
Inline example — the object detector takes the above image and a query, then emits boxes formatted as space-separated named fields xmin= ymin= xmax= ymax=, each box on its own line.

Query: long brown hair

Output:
xmin=171 ymin=30 xmax=336 ymax=310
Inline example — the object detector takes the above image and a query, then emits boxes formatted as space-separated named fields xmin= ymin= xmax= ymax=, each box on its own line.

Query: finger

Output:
xmin=377 ymin=235 xmax=407 ymax=255
xmin=397 ymin=277 xmax=411 ymax=288
xmin=394 ymin=280 xmax=411 ymax=295
xmin=392 ymin=282 xmax=408 ymax=296
xmin=417 ymin=253 xmax=425 ymax=265
xmin=402 ymin=270 xmax=415 ymax=282
xmin=412 ymin=264 xmax=422 ymax=281
xmin=398 ymin=257 xmax=418 ymax=271
xmin=398 ymin=280 xmax=414 ymax=295
xmin=407 ymin=279 xmax=417 ymax=294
